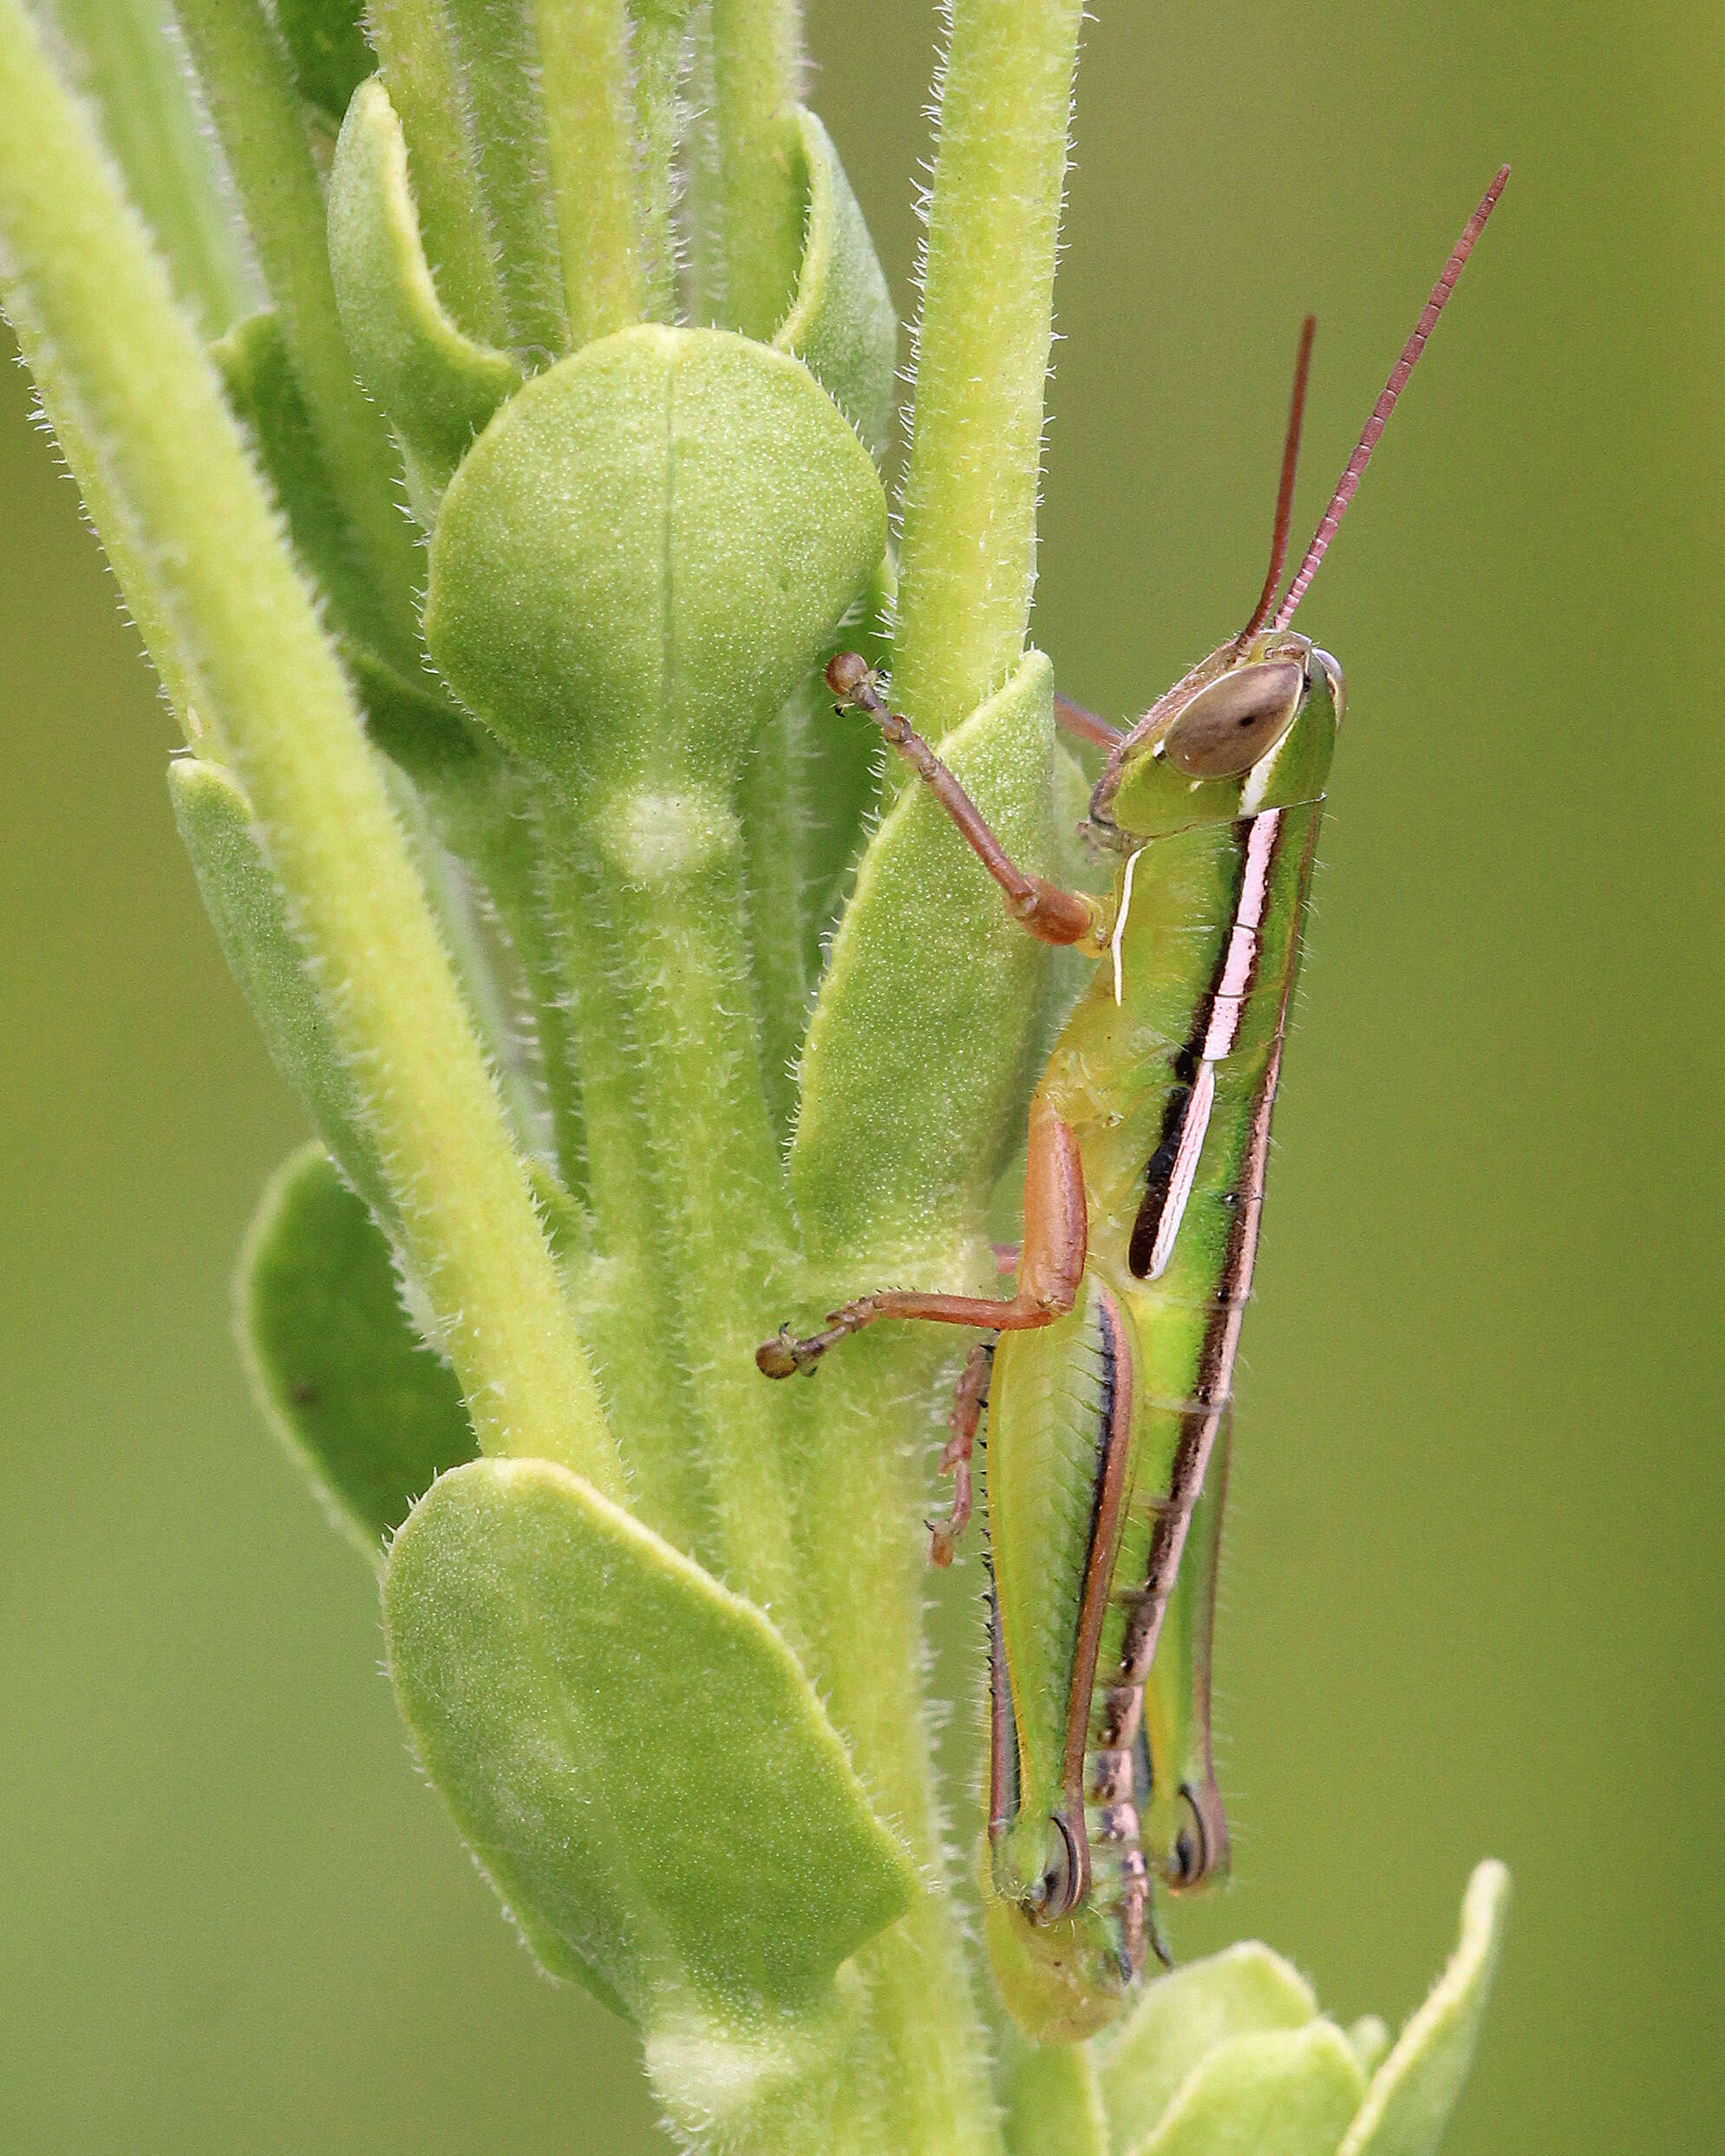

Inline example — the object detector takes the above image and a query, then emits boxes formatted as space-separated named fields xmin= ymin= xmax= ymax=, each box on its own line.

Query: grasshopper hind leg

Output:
xmin=930 ymin=1339 xmax=994 ymax=1566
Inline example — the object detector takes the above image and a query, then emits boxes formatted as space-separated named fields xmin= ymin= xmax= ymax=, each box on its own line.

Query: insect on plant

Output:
xmin=760 ymin=169 xmax=1509 ymax=2042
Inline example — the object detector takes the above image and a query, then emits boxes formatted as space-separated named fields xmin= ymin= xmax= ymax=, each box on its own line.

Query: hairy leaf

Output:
xmin=792 ymin=647 xmax=1059 ymax=1268
xmin=170 ymin=756 xmax=391 ymax=1225
xmin=1098 ymin=1941 xmax=1320 ymax=2156
xmin=212 ymin=306 xmax=477 ymax=781
xmin=1129 ymin=2024 xmax=1368 ymax=2156
xmin=774 ymin=109 xmax=898 ymax=465
xmin=1338 ymin=1863 xmax=1510 ymax=2156
xmin=327 ymin=76 xmax=521 ymax=512
xmin=238 ymin=1144 xmax=474 ymax=1559
xmin=384 ymin=1458 xmax=919 ymax=2022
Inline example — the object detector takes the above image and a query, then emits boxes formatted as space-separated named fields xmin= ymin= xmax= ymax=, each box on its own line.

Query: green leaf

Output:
xmin=327 ymin=76 xmax=522 ymax=513
xmin=277 ymin=0 xmax=374 ymax=125
xmin=1337 ymin=1863 xmax=1511 ymax=2156
xmin=212 ymin=310 xmax=398 ymax=659
xmin=1346 ymin=2018 xmax=1392 ymax=2081
xmin=422 ymin=325 xmax=888 ymax=796
xmin=1003 ymin=2040 xmax=1108 ymax=2156
xmin=212 ymin=306 xmax=498 ymax=784
xmin=1132 ymin=2025 xmax=1368 ymax=2156
xmin=383 ymin=1457 xmax=919 ymax=2023
xmin=774 ymin=108 xmax=898 ymax=466
xmin=237 ymin=1144 xmax=475 ymax=1561
xmin=791 ymin=646 xmax=1058 ymax=1268
xmin=1098 ymin=1941 xmax=1320 ymax=2156
xmin=169 ymin=756 xmax=392 ymax=1226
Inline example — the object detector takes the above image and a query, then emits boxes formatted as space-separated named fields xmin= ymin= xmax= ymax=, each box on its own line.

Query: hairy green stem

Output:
xmin=171 ymin=0 xmax=425 ymax=662
xmin=562 ymin=799 xmax=806 ymax=1628
xmin=39 ymin=0 xmax=252 ymax=337
xmin=366 ymin=0 xmax=510 ymax=346
xmin=540 ymin=833 xmax=713 ymax=1558
xmin=999 ymin=2035 xmax=1107 ymax=2153
xmin=0 ymin=0 xmax=623 ymax=1495
xmin=536 ymin=0 xmax=647 ymax=343
xmin=707 ymin=0 xmax=804 ymax=337
xmin=441 ymin=0 xmax=567 ymax=355
xmin=800 ymin=1342 xmax=1006 ymax=2155
xmin=389 ymin=767 xmax=552 ymax=1160
xmin=892 ymin=0 xmax=1085 ymax=740
xmin=741 ymin=692 xmax=811 ymax=1147
xmin=489 ymin=796 xmax=591 ymax=1198
xmin=628 ymin=0 xmax=696 ymax=323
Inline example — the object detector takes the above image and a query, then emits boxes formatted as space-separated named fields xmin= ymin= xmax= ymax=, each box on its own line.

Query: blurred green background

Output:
xmin=3 ymin=1 xmax=1719 ymax=2148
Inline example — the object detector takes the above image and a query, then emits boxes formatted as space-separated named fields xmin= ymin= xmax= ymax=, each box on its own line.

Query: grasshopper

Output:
xmin=761 ymin=171 xmax=1507 ymax=2040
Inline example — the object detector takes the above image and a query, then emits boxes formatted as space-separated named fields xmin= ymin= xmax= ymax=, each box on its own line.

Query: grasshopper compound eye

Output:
xmin=1164 ymin=659 xmax=1304 ymax=778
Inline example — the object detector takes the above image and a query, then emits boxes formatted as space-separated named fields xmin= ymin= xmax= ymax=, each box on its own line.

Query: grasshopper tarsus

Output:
xmin=755 ymin=1325 xmax=825 ymax=1378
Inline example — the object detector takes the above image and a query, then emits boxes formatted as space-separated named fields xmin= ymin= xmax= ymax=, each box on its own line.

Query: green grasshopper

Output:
xmin=761 ymin=171 xmax=1507 ymax=2041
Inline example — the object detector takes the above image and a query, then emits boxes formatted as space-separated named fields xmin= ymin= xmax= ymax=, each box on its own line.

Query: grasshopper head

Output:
xmin=1092 ymin=631 xmax=1343 ymax=840
xmin=1088 ymin=165 xmax=1510 ymax=846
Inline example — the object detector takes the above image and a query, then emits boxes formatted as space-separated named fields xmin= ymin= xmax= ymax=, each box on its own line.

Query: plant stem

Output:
xmin=539 ymin=833 xmax=714 ymax=1558
xmin=892 ymin=0 xmax=1085 ymax=741
xmin=0 ymin=0 xmax=624 ymax=1498
xmin=740 ymin=691 xmax=810 ymax=1146
xmin=366 ymin=0 xmax=510 ymax=346
xmin=172 ymin=0 xmax=425 ymax=663
xmin=800 ymin=1340 xmax=1006 ymax=2154
xmin=566 ymin=800 xmax=807 ymax=1626
xmin=707 ymin=0 xmax=805 ymax=337
xmin=441 ymin=0 xmax=568 ymax=356
xmin=535 ymin=0 xmax=647 ymax=343
xmin=628 ymin=0 xmax=696 ymax=323
xmin=40 ymin=0 xmax=252 ymax=337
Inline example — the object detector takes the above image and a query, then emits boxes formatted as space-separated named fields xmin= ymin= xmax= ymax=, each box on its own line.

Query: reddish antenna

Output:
xmin=1236 ymin=313 xmax=1317 ymax=652
xmin=1272 ymin=165 xmax=1509 ymax=632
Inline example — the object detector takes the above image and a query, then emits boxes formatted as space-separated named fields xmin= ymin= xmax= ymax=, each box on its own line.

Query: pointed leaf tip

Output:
xmin=1337 ymin=1862 xmax=1511 ymax=2156
xmin=774 ymin=109 xmax=899 ymax=465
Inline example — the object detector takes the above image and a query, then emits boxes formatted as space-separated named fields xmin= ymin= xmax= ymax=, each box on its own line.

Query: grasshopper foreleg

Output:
xmin=826 ymin=655 xmax=1106 ymax=951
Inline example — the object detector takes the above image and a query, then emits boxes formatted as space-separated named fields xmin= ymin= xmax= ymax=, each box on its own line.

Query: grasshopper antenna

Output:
xmin=1273 ymin=165 xmax=1509 ymax=631
xmin=1234 ymin=313 xmax=1316 ymax=652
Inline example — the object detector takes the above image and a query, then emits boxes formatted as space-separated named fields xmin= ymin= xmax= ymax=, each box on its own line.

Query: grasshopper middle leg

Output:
xmin=757 ymin=1106 xmax=1088 ymax=1375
